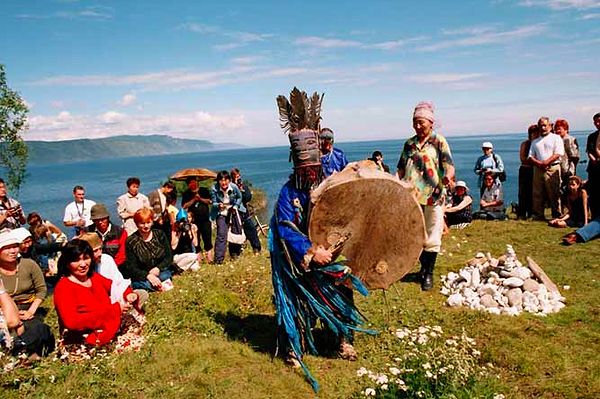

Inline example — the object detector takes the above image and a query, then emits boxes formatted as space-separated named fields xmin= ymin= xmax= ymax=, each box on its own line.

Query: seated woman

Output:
xmin=473 ymin=171 xmax=507 ymax=220
xmin=549 ymin=175 xmax=588 ymax=228
xmin=54 ymin=240 xmax=136 ymax=346
xmin=122 ymin=208 xmax=175 ymax=292
xmin=210 ymin=170 xmax=246 ymax=264
xmin=14 ymin=227 xmax=64 ymax=276
xmin=79 ymin=233 xmax=146 ymax=306
xmin=171 ymin=209 xmax=201 ymax=271
xmin=0 ymin=230 xmax=54 ymax=357
xmin=444 ymin=180 xmax=473 ymax=229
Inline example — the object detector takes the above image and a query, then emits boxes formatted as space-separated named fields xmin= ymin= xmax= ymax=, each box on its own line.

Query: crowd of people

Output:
xmin=0 ymin=94 xmax=598 ymax=391
xmin=0 ymin=167 xmax=264 ymax=360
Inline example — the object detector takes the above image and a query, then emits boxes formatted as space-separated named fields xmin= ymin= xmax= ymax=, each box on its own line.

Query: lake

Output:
xmin=13 ymin=131 xmax=591 ymax=228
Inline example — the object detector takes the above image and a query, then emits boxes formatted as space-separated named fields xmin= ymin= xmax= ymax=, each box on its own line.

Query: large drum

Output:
xmin=309 ymin=161 xmax=426 ymax=290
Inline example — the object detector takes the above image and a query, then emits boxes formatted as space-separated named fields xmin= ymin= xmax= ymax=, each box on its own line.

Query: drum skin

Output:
xmin=309 ymin=161 xmax=426 ymax=290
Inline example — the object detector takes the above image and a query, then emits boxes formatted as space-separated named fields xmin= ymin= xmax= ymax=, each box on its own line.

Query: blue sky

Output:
xmin=1 ymin=0 xmax=599 ymax=146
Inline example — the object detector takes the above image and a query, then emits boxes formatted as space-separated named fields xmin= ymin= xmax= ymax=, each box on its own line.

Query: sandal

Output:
xmin=562 ymin=232 xmax=578 ymax=246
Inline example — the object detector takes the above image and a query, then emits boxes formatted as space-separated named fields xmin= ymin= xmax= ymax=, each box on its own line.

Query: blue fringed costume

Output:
xmin=269 ymin=179 xmax=372 ymax=391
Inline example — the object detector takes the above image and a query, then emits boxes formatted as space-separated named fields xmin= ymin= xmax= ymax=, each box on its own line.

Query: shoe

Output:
xmin=419 ymin=251 xmax=437 ymax=291
xmin=338 ymin=341 xmax=357 ymax=361
xmin=422 ymin=273 xmax=434 ymax=291
xmin=284 ymin=351 xmax=301 ymax=369
xmin=562 ymin=232 xmax=578 ymax=246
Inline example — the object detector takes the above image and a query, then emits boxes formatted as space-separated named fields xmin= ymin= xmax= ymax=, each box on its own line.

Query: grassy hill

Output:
xmin=1 ymin=218 xmax=598 ymax=398
xmin=26 ymin=135 xmax=244 ymax=165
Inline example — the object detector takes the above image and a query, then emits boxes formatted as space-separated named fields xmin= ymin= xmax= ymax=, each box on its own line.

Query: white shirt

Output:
xmin=528 ymin=133 xmax=565 ymax=162
xmin=481 ymin=182 xmax=504 ymax=212
xmin=116 ymin=192 xmax=150 ymax=235
xmin=63 ymin=199 xmax=96 ymax=227
xmin=96 ymin=253 xmax=131 ymax=304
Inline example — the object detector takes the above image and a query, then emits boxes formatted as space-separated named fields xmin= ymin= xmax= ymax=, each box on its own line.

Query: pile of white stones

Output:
xmin=440 ymin=245 xmax=566 ymax=316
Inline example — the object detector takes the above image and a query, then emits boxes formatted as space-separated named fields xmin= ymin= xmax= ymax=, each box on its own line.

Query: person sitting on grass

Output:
xmin=54 ymin=240 xmax=138 ymax=346
xmin=473 ymin=171 xmax=506 ymax=220
xmin=562 ymin=214 xmax=600 ymax=245
xmin=549 ymin=175 xmax=588 ymax=228
xmin=121 ymin=208 xmax=176 ymax=292
xmin=171 ymin=209 xmax=202 ymax=271
xmin=444 ymin=180 xmax=473 ymax=229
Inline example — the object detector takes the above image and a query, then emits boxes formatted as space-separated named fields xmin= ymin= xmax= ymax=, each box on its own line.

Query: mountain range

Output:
xmin=25 ymin=135 xmax=244 ymax=165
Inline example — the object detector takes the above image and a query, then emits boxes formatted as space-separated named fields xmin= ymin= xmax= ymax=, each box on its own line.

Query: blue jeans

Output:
xmin=131 ymin=268 xmax=174 ymax=292
xmin=576 ymin=217 xmax=600 ymax=243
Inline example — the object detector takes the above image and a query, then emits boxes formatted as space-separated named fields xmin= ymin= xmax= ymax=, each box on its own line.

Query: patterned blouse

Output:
xmin=397 ymin=132 xmax=454 ymax=206
xmin=122 ymin=229 xmax=173 ymax=282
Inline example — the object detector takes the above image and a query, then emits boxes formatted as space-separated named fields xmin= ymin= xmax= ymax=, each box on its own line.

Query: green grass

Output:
xmin=1 ymin=219 xmax=598 ymax=398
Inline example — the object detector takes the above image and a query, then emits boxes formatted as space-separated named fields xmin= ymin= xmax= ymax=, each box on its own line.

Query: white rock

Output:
xmin=486 ymin=307 xmax=501 ymax=315
xmin=459 ymin=269 xmax=472 ymax=285
xmin=507 ymin=288 xmax=523 ymax=307
xmin=471 ymin=268 xmax=481 ymax=288
xmin=503 ymin=277 xmax=524 ymax=288
xmin=446 ymin=272 xmax=459 ymax=284
xmin=522 ymin=279 xmax=540 ymax=292
xmin=447 ymin=293 xmax=464 ymax=307
xmin=480 ymin=294 xmax=498 ymax=308
xmin=478 ymin=283 xmax=497 ymax=296
xmin=475 ymin=252 xmax=485 ymax=259
xmin=440 ymin=286 xmax=451 ymax=296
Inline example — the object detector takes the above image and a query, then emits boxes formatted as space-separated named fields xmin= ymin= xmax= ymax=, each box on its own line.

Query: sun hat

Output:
xmin=482 ymin=141 xmax=493 ymax=149
xmin=455 ymin=180 xmax=469 ymax=190
xmin=79 ymin=232 xmax=103 ymax=250
xmin=90 ymin=204 xmax=110 ymax=220
xmin=0 ymin=230 xmax=21 ymax=249
xmin=11 ymin=227 xmax=32 ymax=243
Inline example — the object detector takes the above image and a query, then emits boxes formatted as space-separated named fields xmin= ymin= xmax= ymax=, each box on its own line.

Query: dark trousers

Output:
xmin=518 ymin=166 xmax=534 ymax=218
xmin=588 ymin=165 xmax=600 ymax=219
xmin=12 ymin=309 xmax=55 ymax=357
xmin=195 ymin=219 xmax=213 ymax=251
xmin=242 ymin=214 xmax=261 ymax=252
xmin=215 ymin=215 xmax=241 ymax=263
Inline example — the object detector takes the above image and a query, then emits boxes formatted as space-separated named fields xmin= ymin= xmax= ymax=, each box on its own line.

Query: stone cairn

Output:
xmin=440 ymin=245 xmax=566 ymax=316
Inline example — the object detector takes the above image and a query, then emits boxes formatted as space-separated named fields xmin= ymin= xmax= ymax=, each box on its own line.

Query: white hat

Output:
xmin=11 ymin=227 xmax=31 ymax=243
xmin=455 ymin=180 xmax=469 ymax=190
xmin=482 ymin=141 xmax=493 ymax=149
xmin=0 ymin=230 xmax=21 ymax=249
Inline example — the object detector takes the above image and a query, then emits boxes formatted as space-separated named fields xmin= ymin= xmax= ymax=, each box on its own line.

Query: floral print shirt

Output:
xmin=397 ymin=132 xmax=454 ymax=206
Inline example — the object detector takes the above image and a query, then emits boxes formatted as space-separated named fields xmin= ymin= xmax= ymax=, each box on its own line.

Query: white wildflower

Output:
xmin=426 ymin=371 xmax=433 ymax=378
xmin=493 ymin=394 xmax=505 ymax=399
xmin=418 ymin=326 xmax=429 ymax=334
xmin=422 ymin=362 xmax=431 ymax=370
xmin=364 ymin=388 xmax=376 ymax=396
xmin=356 ymin=367 xmax=368 ymax=377
xmin=389 ymin=367 xmax=401 ymax=376
xmin=381 ymin=384 xmax=388 ymax=390
xmin=375 ymin=374 xmax=388 ymax=385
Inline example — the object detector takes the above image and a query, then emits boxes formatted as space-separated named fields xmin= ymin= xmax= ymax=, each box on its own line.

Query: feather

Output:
xmin=308 ymin=92 xmax=323 ymax=130
xmin=276 ymin=95 xmax=293 ymax=133
xmin=289 ymin=87 xmax=306 ymax=130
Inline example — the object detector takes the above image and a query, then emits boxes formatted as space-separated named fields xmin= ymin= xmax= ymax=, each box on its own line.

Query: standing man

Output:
xmin=181 ymin=178 xmax=213 ymax=262
xmin=320 ymin=128 xmax=349 ymax=177
xmin=474 ymin=142 xmax=504 ymax=197
xmin=230 ymin=168 xmax=261 ymax=254
xmin=0 ymin=178 xmax=26 ymax=232
xmin=586 ymin=112 xmax=600 ymax=219
xmin=63 ymin=185 xmax=96 ymax=238
xmin=148 ymin=181 xmax=175 ymax=237
xmin=88 ymin=203 xmax=127 ymax=266
xmin=528 ymin=116 xmax=565 ymax=220
xmin=117 ymin=177 xmax=150 ymax=235
xmin=396 ymin=101 xmax=455 ymax=291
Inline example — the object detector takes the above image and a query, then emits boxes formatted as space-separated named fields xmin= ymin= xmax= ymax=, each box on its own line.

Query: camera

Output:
xmin=178 ymin=221 xmax=192 ymax=233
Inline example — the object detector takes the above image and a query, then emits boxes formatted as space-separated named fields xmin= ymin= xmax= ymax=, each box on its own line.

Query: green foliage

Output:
xmin=0 ymin=64 xmax=29 ymax=194
xmin=0 ymin=219 xmax=598 ymax=398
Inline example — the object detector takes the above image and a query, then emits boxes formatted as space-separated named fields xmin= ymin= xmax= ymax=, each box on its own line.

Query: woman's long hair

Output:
xmin=57 ymin=239 xmax=95 ymax=278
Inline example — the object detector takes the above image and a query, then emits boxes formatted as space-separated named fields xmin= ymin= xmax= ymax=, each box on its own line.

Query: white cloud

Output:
xmin=294 ymin=36 xmax=362 ymax=48
xmin=518 ymin=0 xmax=600 ymax=10
xmin=406 ymin=73 xmax=487 ymax=84
xmin=418 ymin=24 xmax=547 ymax=52
xmin=118 ymin=93 xmax=137 ymax=106
xmin=178 ymin=22 xmax=272 ymax=51
xmin=26 ymin=109 xmax=248 ymax=142
xmin=17 ymin=6 xmax=114 ymax=20
xmin=579 ymin=12 xmax=600 ymax=18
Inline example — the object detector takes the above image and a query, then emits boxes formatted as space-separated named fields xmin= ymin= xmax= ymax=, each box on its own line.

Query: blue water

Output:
xmin=13 ymin=132 xmax=591 ymax=228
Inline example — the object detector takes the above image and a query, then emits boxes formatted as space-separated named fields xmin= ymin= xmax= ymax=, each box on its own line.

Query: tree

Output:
xmin=0 ymin=64 xmax=29 ymax=194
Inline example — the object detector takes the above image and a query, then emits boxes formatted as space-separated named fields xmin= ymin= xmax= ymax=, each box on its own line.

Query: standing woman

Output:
xmin=210 ymin=171 xmax=246 ymax=264
xmin=0 ymin=230 xmax=54 ymax=357
xmin=396 ymin=102 xmax=455 ymax=291
xmin=517 ymin=125 xmax=539 ymax=219
xmin=121 ymin=208 xmax=175 ymax=292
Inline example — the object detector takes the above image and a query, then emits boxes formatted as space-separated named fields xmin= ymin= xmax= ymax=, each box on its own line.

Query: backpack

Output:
xmin=492 ymin=154 xmax=507 ymax=182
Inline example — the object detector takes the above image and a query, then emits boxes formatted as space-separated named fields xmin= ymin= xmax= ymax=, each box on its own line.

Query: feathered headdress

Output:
xmin=276 ymin=87 xmax=325 ymax=189
xmin=276 ymin=87 xmax=324 ymax=133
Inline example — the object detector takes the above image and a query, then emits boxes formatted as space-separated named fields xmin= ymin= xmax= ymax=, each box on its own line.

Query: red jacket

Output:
xmin=54 ymin=273 xmax=129 ymax=346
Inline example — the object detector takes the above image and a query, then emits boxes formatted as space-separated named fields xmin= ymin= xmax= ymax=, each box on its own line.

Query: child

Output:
xmin=549 ymin=175 xmax=588 ymax=228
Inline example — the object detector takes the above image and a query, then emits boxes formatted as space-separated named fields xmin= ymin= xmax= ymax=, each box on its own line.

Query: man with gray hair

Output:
xmin=528 ymin=116 xmax=565 ymax=220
